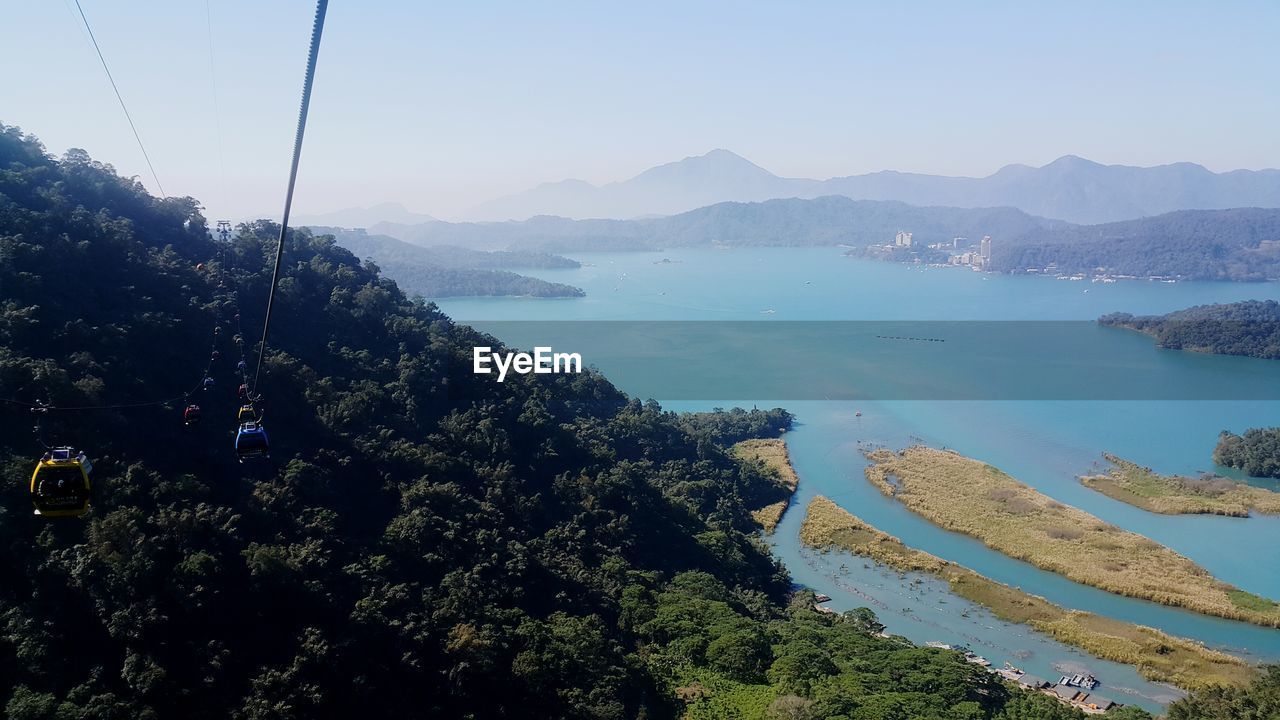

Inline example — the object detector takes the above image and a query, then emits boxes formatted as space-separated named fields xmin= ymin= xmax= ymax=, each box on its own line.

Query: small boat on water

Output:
xmin=855 ymin=411 xmax=862 ymax=417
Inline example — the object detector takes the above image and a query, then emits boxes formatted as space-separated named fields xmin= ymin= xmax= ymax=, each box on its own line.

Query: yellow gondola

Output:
xmin=237 ymin=404 xmax=257 ymax=423
xmin=30 ymin=447 xmax=92 ymax=518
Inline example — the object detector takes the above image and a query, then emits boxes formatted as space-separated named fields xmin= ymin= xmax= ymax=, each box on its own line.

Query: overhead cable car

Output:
xmin=235 ymin=422 xmax=269 ymax=462
xmin=30 ymin=447 xmax=92 ymax=518
xmin=237 ymin=404 xmax=257 ymax=423
xmin=203 ymin=377 xmax=215 ymax=391
xmin=184 ymin=404 xmax=202 ymax=426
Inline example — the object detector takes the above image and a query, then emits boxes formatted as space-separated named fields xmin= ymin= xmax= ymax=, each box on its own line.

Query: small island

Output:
xmin=1215 ymin=428 xmax=1280 ymax=479
xmin=732 ymin=438 xmax=798 ymax=533
xmin=800 ymin=496 xmax=1254 ymax=690
xmin=863 ymin=446 xmax=1280 ymax=627
xmin=1080 ymin=453 xmax=1280 ymax=516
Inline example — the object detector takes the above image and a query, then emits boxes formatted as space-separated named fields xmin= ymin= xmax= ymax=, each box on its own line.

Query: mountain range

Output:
xmin=464 ymin=150 xmax=1280 ymax=225
xmin=369 ymin=196 xmax=1061 ymax=252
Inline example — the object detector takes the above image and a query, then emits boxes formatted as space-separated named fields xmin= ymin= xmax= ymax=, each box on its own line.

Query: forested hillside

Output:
xmin=992 ymin=209 xmax=1280 ymax=280
xmin=1099 ymin=300 xmax=1280 ymax=359
xmin=0 ymin=124 xmax=792 ymax=718
xmin=16 ymin=123 xmax=1280 ymax=718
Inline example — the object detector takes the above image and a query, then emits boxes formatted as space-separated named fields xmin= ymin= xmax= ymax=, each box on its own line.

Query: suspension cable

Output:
xmin=252 ymin=0 xmax=329 ymax=395
xmin=205 ymin=0 xmax=228 ymax=213
xmin=72 ymin=0 xmax=166 ymax=198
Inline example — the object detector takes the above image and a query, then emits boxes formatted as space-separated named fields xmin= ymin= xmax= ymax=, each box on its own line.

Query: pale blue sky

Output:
xmin=3 ymin=1 xmax=1277 ymax=220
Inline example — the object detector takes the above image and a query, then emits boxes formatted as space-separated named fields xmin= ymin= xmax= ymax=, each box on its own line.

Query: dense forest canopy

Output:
xmin=1214 ymin=428 xmax=1280 ymax=479
xmin=1100 ymin=300 xmax=1280 ymax=359
xmin=3 ymin=122 xmax=1270 ymax=718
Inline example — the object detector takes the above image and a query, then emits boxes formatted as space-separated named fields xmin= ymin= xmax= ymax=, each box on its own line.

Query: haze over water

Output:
xmin=438 ymin=247 xmax=1280 ymax=711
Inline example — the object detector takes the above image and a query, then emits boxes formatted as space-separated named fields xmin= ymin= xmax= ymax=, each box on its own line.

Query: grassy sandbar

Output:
xmin=1081 ymin=453 xmax=1280 ymax=516
xmin=732 ymin=438 xmax=799 ymax=533
xmin=864 ymin=446 xmax=1280 ymax=627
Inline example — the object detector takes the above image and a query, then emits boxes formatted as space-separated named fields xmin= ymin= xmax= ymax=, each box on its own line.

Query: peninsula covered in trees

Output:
xmin=306 ymin=226 xmax=584 ymax=298
xmin=1215 ymin=428 xmax=1280 ymax=479
xmin=1099 ymin=300 xmax=1280 ymax=359
xmin=315 ymin=226 xmax=584 ymax=298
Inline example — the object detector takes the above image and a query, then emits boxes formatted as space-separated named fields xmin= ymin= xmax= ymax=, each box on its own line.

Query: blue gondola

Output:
xmin=235 ymin=421 xmax=269 ymax=462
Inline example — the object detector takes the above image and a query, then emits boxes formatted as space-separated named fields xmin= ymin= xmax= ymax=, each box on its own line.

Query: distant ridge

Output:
xmin=375 ymin=195 xmax=1061 ymax=252
xmin=373 ymin=197 xmax=1280 ymax=282
xmin=465 ymin=150 xmax=1280 ymax=225
xmin=293 ymin=202 xmax=437 ymax=229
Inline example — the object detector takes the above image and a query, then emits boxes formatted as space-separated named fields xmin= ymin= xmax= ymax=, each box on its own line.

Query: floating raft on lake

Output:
xmin=875 ymin=335 xmax=946 ymax=342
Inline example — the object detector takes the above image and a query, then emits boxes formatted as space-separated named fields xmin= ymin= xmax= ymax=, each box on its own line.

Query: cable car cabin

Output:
xmin=184 ymin=404 xmax=202 ymax=426
xmin=237 ymin=404 xmax=257 ymax=423
xmin=237 ymin=383 xmax=248 ymax=399
xmin=30 ymin=447 xmax=92 ymax=518
xmin=235 ymin=422 xmax=269 ymax=462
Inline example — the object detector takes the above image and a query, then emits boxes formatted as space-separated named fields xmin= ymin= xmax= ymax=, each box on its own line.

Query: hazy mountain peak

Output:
xmin=296 ymin=202 xmax=437 ymax=229
xmin=627 ymin=148 xmax=776 ymax=183
xmin=1044 ymin=154 xmax=1105 ymax=170
xmin=534 ymin=178 xmax=597 ymax=191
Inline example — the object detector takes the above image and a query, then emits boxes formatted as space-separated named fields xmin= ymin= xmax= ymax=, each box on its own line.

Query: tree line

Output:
xmin=1100 ymin=300 xmax=1280 ymax=359
xmin=1215 ymin=428 xmax=1280 ymax=479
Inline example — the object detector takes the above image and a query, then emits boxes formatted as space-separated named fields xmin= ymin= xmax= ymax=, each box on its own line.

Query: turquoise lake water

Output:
xmin=437 ymin=247 xmax=1280 ymax=711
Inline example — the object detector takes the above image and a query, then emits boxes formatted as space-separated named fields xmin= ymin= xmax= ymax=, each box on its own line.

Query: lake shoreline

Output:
xmin=799 ymin=495 xmax=1256 ymax=691
xmin=1080 ymin=453 xmax=1280 ymax=517
xmin=733 ymin=438 xmax=798 ymax=533
xmin=864 ymin=445 xmax=1280 ymax=627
